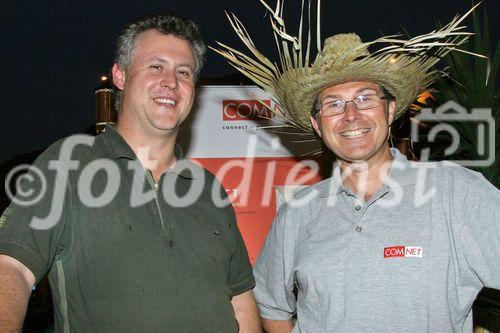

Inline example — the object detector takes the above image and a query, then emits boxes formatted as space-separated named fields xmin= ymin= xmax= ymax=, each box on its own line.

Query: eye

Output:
xmin=356 ymin=95 xmax=370 ymax=103
xmin=321 ymin=98 xmax=336 ymax=106
xmin=177 ymin=69 xmax=193 ymax=79
xmin=326 ymin=100 xmax=344 ymax=109
xmin=355 ymin=95 xmax=379 ymax=106
xmin=149 ymin=64 xmax=162 ymax=71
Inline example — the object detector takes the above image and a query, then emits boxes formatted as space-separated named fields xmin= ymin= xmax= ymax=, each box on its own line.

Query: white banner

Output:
xmin=178 ymin=85 xmax=320 ymax=158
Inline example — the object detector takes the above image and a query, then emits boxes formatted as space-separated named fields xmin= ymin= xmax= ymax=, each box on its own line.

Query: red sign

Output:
xmin=223 ymin=100 xmax=273 ymax=121
xmin=191 ymin=156 xmax=322 ymax=264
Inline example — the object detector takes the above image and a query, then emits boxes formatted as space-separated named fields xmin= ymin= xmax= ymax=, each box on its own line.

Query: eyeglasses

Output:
xmin=317 ymin=95 xmax=388 ymax=117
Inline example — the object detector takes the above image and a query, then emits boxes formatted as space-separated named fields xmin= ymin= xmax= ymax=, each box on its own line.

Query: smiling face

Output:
xmin=112 ymin=29 xmax=196 ymax=137
xmin=311 ymin=81 xmax=396 ymax=166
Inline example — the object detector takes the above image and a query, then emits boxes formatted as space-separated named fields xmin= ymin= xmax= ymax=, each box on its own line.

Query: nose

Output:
xmin=343 ymin=101 xmax=359 ymax=122
xmin=160 ymin=70 xmax=178 ymax=90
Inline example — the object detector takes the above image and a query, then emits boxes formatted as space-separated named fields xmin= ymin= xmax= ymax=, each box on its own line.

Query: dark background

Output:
xmin=1 ymin=0 xmax=498 ymax=164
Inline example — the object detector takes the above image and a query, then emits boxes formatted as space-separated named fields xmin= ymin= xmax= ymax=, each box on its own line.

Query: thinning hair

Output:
xmin=114 ymin=13 xmax=205 ymax=75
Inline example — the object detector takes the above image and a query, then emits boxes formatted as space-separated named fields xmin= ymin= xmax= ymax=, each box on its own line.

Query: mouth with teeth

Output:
xmin=154 ymin=97 xmax=177 ymax=106
xmin=340 ymin=128 xmax=370 ymax=138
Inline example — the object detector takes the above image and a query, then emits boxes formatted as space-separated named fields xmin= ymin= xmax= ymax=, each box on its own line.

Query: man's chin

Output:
xmin=150 ymin=121 xmax=181 ymax=135
xmin=334 ymin=146 xmax=392 ymax=168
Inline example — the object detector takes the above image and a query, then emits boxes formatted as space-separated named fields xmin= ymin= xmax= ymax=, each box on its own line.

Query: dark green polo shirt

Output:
xmin=0 ymin=126 xmax=255 ymax=332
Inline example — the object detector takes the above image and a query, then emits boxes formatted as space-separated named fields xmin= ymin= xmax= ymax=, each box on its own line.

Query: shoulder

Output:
xmin=274 ymin=178 xmax=331 ymax=228
xmin=409 ymin=161 xmax=500 ymax=213
xmin=292 ymin=177 xmax=333 ymax=201
xmin=34 ymin=134 xmax=101 ymax=166
xmin=413 ymin=160 xmax=494 ymax=189
xmin=287 ymin=176 xmax=337 ymax=211
xmin=15 ymin=134 xmax=99 ymax=188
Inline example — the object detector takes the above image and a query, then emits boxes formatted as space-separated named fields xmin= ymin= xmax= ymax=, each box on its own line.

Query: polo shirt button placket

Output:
xmin=354 ymin=204 xmax=363 ymax=233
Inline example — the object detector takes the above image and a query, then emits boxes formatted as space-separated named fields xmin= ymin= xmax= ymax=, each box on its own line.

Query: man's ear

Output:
xmin=112 ymin=63 xmax=125 ymax=90
xmin=387 ymin=100 xmax=396 ymax=126
xmin=310 ymin=115 xmax=322 ymax=138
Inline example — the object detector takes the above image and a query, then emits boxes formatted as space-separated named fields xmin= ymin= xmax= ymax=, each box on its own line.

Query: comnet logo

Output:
xmin=223 ymin=100 xmax=273 ymax=121
xmin=384 ymin=246 xmax=423 ymax=258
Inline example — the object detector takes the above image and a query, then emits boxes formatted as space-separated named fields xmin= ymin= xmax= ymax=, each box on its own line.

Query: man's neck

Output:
xmin=338 ymin=149 xmax=393 ymax=201
xmin=116 ymin=123 xmax=177 ymax=182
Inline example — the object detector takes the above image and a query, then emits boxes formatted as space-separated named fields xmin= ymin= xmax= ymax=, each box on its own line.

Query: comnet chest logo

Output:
xmin=384 ymin=246 xmax=423 ymax=258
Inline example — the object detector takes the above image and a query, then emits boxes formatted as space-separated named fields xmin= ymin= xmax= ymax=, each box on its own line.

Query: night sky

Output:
xmin=1 ymin=0 xmax=498 ymax=165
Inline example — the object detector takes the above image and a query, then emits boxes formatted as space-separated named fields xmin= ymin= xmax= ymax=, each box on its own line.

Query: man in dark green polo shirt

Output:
xmin=0 ymin=14 xmax=261 ymax=333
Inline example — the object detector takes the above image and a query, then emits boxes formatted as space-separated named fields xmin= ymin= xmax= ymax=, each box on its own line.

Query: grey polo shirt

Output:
xmin=0 ymin=126 xmax=255 ymax=332
xmin=254 ymin=149 xmax=500 ymax=332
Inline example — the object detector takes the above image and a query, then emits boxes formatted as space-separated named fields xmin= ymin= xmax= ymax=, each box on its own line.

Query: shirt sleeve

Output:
xmin=452 ymin=169 xmax=500 ymax=289
xmin=225 ymin=201 xmax=256 ymax=296
xmin=0 ymin=144 xmax=71 ymax=282
xmin=253 ymin=204 xmax=297 ymax=320
xmin=208 ymin=177 xmax=256 ymax=297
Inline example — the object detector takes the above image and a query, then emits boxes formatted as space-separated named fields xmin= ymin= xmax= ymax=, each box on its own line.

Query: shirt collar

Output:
xmin=100 ymin=124 xmax=137 ymax=160
xmin=386 ymin=148 xmax=418 ymax=188
xmin=99 ymin=124 xmax=194 ymax=179
xmin=317 ymin=148 xmax=418 ymax=198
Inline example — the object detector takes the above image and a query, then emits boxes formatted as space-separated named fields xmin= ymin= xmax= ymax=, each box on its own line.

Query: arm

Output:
xmin=253 ymin=206 xmax=297 ymax=327
xmin=231 ymin=290 xmax=262 ymax=333
xmin=451 ymin=170 xmax=500 ymax=289
xmin=262 ymin=318 xmax=293 ymax=333
xmin=0 ymin=254 xmax=36 ymax=333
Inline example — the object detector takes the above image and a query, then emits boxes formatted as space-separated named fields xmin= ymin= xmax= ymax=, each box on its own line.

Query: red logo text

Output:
xmin=223 ymin=100 xmax=272 ymax=121
xmin=384 ymin=246 xmax=423 ymax=258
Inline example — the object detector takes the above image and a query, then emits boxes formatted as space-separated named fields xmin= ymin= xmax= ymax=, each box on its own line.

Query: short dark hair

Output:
xmin=311 ymin=95 xmax=320 ymax=118
xmin=381 ymin=86 xmax=395 ymax=101
xmin=114 ymin=13 xmax=206 ymax=75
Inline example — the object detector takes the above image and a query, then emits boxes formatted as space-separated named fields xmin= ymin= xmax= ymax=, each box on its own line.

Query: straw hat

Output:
xmin=212 ymin=1 xmax=482 ymax=135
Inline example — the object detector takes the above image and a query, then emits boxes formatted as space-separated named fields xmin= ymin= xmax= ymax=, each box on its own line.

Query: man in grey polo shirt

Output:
xmin=214 ymin=2 xmax=500 ymax=332
xmin=0 ymin=13 xmax=261 ymax=332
